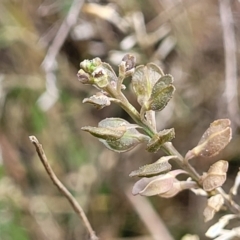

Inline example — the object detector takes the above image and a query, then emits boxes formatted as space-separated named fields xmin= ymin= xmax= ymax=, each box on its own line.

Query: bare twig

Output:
xmin=29 ymin=136 xmax=99 ymax=240
xmin=219 ymin=0 xmax=240 ymax=128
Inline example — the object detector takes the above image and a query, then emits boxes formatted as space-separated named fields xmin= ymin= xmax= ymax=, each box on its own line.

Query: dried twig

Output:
xmin=29 ymin=136 xmax=99 ymax=240
xmin=219 ymin=0 xmax=240 ymax=128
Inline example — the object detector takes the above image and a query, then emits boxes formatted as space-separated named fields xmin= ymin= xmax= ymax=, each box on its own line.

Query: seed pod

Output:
xmin=132 ymin=170 xmax=187 ymax=196
xmin=203 ymin=194 xmax=224 ymax=222
xmin=185 ymin=119 xmax=232 ymax=161
xmin=201 ymin=160 xmax=228 ymax=191
xmin=160 ymin=180 xmax=197 ymax=198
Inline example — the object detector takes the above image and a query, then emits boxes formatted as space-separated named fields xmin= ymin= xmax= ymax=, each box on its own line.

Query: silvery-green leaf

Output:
xmin=98 ymin=118 xmax=138 ymax=129
xmin=98 ymin=118 xmax=149 ymax=152
xmin=132 ymin=63 xmax=164 ymax=106
xmin=146 ymin=128 xmax=175 ymax=153
xmin=83 ymin=94 xmax=112 ymax=109
xmin=147 ymin=85 xmax=175 ymax=111
xmin=146 ymin=74 xmax=175 ymax=111
xmin=99 ymin=130 xmax=148 ymax=153
xmin=129 ymin=156 xmax=176 ymax=177
xmin=81 ymin=126 xmax=126 ymax=141
xmin=150 ymin=74 xmax=174 ymax=100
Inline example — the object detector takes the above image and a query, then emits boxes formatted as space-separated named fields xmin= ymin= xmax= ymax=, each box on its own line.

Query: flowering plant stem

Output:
xmin=105 ymin=81 xmax=240 ymax=215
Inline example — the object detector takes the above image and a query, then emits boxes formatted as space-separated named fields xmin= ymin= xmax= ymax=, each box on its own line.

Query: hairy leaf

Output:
xmin=148 ymin=85 xmax=175 ymax=111
xmin=98 ymin=118 xmax=149 ymax=152
xmin=129 ymin=156 xmax=176 ymax=177
xmin=83 ymin=93 xmax=112 ymax=109
xmin=146 ymin=74 xmax=175 ymax=111
xmin=132 ymin=63 xmax=163 ymax=106
xmin=146 ymin=128 xmax=175 ymax=153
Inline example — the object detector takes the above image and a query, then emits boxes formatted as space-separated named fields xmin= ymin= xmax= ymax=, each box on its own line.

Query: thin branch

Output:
xmin=219 ymin=0 xmax=240 ymax=128
xmin=29 ymin=136 xmax=99 ymax=240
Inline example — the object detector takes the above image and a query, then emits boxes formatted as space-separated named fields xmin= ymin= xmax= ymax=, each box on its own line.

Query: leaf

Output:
xmin=132 ymin=63 xmax=163 ymax=106
xmin=129 ymin=156 xmax=176 ymax=177
xmin=82 ymin=93 xmax=112 ymax=109
xmin=102 ymin=62 xmax=118 ymax=83
xmin=148 ymin=85 xmax=175 ymax=111
xmin=81 ymin=126 xmax=126 ymax=141
xmin=98 ymin=118 xmax=138 ymax=129
xmin=185 ymin=119 xmax=232 ymax=160
xmin=98 ymin=118 xmax=149 ymax=152
xmin=146 ymin=75 xmax=175 ymax=111
xmin=146 ymin=128 xmax=175 ymax=153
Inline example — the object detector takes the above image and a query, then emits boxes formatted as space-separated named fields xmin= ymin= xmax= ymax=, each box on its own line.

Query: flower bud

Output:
xmin=80 ymin=57 xmax=102 ymax=74
xmin=77 ymin=69 xmax=92 ymax=84
xmin=92 ymin=67 xmax=109 ymax=88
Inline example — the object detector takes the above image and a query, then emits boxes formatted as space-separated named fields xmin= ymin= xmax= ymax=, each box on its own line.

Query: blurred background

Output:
xmin=1 ymin=0 xmax=240 ymax=239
